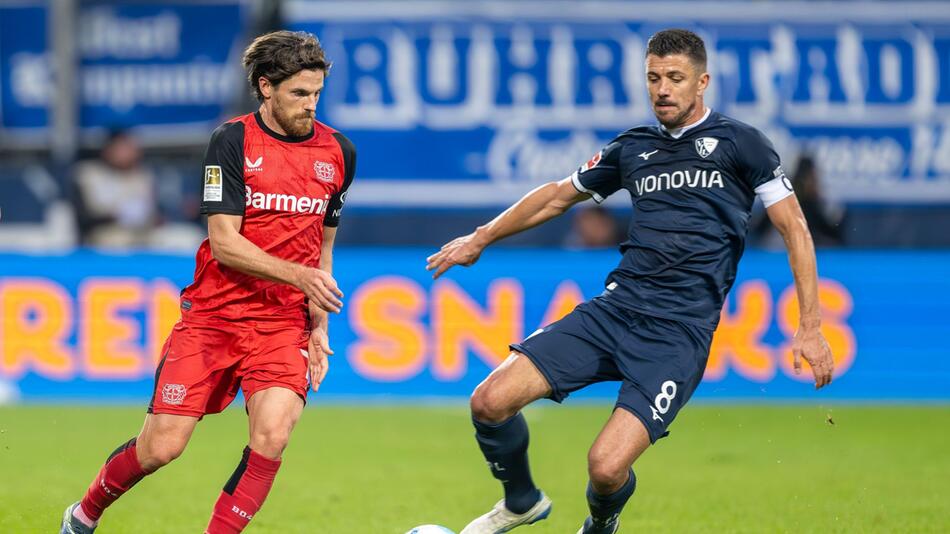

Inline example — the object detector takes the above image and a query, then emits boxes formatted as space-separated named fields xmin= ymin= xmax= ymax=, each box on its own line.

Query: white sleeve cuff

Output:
xmin=755 ymin=176 xmax=794 ymax=208
xmin=571 ymin=172 xmax=605 ymax=203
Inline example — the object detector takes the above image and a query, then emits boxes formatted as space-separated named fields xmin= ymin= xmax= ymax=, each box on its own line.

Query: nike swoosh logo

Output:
xmin=639 ymin=149 xmax=659 ymax=160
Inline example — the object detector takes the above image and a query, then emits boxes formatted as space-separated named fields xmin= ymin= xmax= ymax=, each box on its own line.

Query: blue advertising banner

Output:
xmin=0 ymin=2 xmax=48 ymax=131
xmin=285 ymin=1 xmax=950 ymax=205
xmin=0 ymin=1 xmax=245 ymax=136
xmin=0 ymin=249 xmax=948 ymax=404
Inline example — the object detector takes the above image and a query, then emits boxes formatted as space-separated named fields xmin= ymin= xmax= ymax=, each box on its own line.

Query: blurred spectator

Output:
xmin=753 ymin=154 xmax=845 ymax=248
xmin=72 ymin=131 xmax=158 ymax=248
xmin=563 ymin=205 xmax=622 ymax=249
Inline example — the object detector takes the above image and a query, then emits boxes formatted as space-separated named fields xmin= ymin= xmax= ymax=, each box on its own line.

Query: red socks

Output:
xmin=77 ymin=440 xmax=279 ymax=533
xmin=206 ymin=447 xmax=282 ymax=534
xmin=79 ymin=438 xmax=151 ymax=522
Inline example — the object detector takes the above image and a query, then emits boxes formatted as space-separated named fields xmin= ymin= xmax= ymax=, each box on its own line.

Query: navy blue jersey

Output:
xmin=572 ymin=110 xmax=792 ymax=328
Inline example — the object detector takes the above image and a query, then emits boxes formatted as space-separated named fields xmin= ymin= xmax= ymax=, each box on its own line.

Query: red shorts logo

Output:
xmin=161 ymin=384 xmax=187 ymax=405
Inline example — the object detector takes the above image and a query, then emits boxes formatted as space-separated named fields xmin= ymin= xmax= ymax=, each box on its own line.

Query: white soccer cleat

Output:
xmin=460 ymin=492 xmax=552 ymax=534
xmin=60 ymin=502 xmax=96 ymax=534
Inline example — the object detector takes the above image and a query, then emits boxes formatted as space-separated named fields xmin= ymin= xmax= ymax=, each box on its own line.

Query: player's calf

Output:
xmin=69 ymin=437 xmax=155 ymax=530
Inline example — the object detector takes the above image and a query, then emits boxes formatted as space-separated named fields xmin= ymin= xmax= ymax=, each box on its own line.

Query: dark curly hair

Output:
xmin=646 ymin=29 xmax=707 ymax=70
xmin=242 ymin=30 xmax=331 ymax=102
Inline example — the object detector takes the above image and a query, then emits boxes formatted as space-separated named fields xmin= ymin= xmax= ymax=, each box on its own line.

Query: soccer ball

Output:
xmin=405 ymin=526 xmax=455 ymax=534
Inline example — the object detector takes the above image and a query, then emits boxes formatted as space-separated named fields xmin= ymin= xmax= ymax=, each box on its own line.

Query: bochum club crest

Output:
xmin=695 ymin=137 xmax=719 ymax=158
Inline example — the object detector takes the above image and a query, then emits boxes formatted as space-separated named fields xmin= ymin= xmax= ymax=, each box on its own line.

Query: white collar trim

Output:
xmin=661 ymin=107 xmax=711 ymax=139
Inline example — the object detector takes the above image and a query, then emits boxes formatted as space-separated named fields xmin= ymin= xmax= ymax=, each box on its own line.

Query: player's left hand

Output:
xmin=426 ymin=232 xmax=485 ymax=279
xmin=307 ymin=327 xmax=333 ymax=392
xmin=792 ymin=326 xmax=834 ymax=389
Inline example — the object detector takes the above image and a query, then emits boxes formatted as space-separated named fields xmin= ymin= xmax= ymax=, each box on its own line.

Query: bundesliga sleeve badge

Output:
xmin=204 ymin=165 xmax=223 ymax=201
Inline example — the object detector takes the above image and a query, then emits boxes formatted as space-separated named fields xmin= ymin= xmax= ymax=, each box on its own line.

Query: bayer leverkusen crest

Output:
xmin=314 ymin=161 xmax=336 ymax=183
xmin=695 ymin=137 xmax=719 ymax=158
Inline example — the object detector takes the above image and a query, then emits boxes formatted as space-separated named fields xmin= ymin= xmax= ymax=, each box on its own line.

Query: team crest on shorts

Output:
xmin=162 ymin=384 xmax=187 ymax=405
xmin=313 ymin=161 xmax=336 ymax=183
xmin=695 ymin=137 xmax=719 ymax=158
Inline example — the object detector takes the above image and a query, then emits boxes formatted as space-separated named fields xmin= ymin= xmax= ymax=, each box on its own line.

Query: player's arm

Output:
xmin=306 ymin=132 xmax=355 ymax=391
xmin=304 ymin=225 xmax=338 ymax=392
xmin=766 ymin=195 xmax=834 ymax=388
xmin=426 ymin=178 xmax=587 ymax=279
xmin=427 ymin=143 xmax=622 ymax=279
xmin=207 ymin=213 xmax=343 ymax=313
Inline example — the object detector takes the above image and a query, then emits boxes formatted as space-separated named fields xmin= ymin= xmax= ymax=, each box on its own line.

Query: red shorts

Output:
xmin=148 ymin=318 xmax=310 ymax=417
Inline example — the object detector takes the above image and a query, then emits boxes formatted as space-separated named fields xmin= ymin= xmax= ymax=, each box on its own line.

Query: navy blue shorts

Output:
xmin=511 ymin=297 xmax=713 ymax=443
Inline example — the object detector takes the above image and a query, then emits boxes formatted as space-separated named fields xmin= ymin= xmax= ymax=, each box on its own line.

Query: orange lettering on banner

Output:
xmin=79 ymin=279 xmax=146 ymax=379
xmin=149 ymin=279 xmax=182 ymax=366
xmin=539 ymin=281 xmax=585 ymax=327
xmin=706 ymin=280 xmax=775 ymax=382
xmin=0 ymin=279 xmax=74 ymax=379
xmin=776 ymin=279 xmax=856 ymax=380
xmin=432 ymin=279 xmax=523 ymax=380
xmin=348 ymin=277 xmax=427 ymax=381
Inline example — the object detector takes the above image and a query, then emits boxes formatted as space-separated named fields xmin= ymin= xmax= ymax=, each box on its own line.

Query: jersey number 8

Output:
xmin=650 ymin=380 xmax=678 ymax=422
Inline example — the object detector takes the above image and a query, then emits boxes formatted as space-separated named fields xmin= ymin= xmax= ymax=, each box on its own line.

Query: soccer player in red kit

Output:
xmin=60 ymin=31 xmax=356 ymax=534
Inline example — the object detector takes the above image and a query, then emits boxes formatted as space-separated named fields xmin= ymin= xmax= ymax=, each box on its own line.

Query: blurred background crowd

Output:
xmin=1 ymin=0 xmax=947 ymax=254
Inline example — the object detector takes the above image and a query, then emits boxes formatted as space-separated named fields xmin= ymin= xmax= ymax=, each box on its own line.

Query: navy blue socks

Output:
xmin=473 ymin=413 xmax=541 ymax=514
xmin=586 ymin=468 xmax=636 ymax=526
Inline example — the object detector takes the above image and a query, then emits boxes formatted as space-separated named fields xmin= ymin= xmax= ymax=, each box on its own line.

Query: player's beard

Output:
xmin=655 ymin=100 xmax=696 ymax=130
xmin=273 ymin=101 xmax=314 ymax=137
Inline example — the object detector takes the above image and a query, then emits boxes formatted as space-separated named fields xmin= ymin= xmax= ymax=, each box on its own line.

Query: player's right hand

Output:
xmin=792 ymin=326 xmax=835 ymax=389
xmin=426 ymin=232 xmax=485 ymax=279
xmin=296 ymin=267 xmax=344 ymax=313
xmin=307 ymin=327 xmax=332 ymax=392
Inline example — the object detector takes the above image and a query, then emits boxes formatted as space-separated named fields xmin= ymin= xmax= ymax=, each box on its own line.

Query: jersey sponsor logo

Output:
xmin=579 ymin=150 xmax=603 ymax=173
xmin=314 ymin=160 xmax=336 ymax=183
xmin=245 ymin=156 xmax=263 ymax=171
xmin=638 ymin=149 xmax=659 ymax=161
xmin=774 ymin=165 xmax=792 ymax=191
xmin=161 ymin=383 xmax=186 ymax=405
xmin=695 ymin=137 xmax=719 ymax=158
xmin=203 ymin=165 xmax=223 ymax=202
xmin=633 ymin=169 xmax=725 ymax=196
xmin=245 ymin=185 xmax=330 ymax=215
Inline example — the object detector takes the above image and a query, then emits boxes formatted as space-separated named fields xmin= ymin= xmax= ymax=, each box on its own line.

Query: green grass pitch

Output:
xmin=1 ymin=404 xmax=948 ymax=533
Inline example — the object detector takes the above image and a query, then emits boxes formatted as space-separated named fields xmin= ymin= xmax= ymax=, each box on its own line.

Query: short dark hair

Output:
xmin=646 ymin=29 xmax=707 ymax=70
xmin=243 ymin=30 xmax=331 ymax=102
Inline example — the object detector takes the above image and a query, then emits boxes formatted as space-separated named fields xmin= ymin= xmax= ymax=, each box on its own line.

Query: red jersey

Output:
xmin=181 ymin=112 xmax=356 ymax=323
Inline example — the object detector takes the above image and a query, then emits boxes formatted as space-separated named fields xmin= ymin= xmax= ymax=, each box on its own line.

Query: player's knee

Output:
xmin=250 ymin=427 xmax=291 ymax=459
xmin=139 ymin=437 xmax=187 ymax=470
xmin=470 ymin=384 xmax=515 ymax=423
xmin=587 ymin=450 xmax=629 ymax=493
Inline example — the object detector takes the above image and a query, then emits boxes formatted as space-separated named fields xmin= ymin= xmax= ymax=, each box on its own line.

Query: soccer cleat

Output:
xmin=60 ymin=502 xmax=96 ymax=534
xmin=575 ymin=515 xmax=620 ymax=534
xmin=460 ymin=492 xmax=552 ymax=534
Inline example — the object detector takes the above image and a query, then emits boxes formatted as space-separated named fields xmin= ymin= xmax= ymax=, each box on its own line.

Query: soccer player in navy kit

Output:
xmin=427 ymin=29 xmax=835 ymax=534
